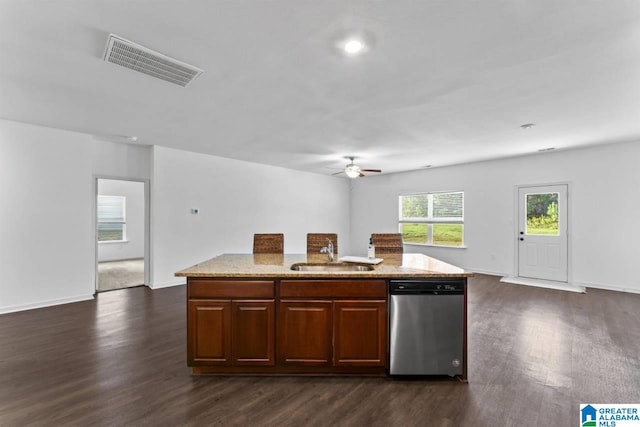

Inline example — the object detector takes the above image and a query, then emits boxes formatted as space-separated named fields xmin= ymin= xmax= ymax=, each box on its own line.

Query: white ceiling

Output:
xmin=1 ymin=1 xmax=639 ymax=176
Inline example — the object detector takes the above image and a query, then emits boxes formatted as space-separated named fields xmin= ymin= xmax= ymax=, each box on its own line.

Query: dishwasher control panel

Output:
xmin=389 ymin=279 xmax=465 ymax=295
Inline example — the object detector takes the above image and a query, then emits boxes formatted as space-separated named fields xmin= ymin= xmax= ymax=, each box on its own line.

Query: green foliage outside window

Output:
xmin=433 ymin=224 xmax=464 ymax=246
xmin=98 ymin=227 xmax=124 ymax=241
xmin=526 ymin=193 xmax=559 ymax=235
xmin=401 ymin=194 xmax=428 ymax=218
xmin=401 ymin=223 xmax=428 ymax=243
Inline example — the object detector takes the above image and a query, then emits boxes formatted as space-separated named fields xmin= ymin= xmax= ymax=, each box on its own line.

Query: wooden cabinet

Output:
xmin=232 ymin=300 xmax=275 ymax=366
xmin=278 ymin=301 xmax=332 ymax=366
xmin=334 ymin=300 xmax=386 ymax=367
xmin=188 ymin=300 xmax=231 ymax=365
xmin=279 ymin=280 xmax=387 ymax=369
xmin=187 ymin=280 xmax=275 ymax=368
xmin=187 ymin=278 xmax=388 ymax=375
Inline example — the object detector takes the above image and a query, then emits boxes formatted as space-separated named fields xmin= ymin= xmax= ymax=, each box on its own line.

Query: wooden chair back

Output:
xmin=371 ymin=233 xmax=403 ymax=254
xmin=253 ymin=233 xmax=284 ymax=254
xmin=307 ymin=233 xmax=338 ymax=254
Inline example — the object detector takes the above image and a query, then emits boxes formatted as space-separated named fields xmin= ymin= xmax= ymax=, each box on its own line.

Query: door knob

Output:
xmin=519 ymin=238 xmax=524 ymax=241
xmin=519 ymin=231 xmax=524 ymax=235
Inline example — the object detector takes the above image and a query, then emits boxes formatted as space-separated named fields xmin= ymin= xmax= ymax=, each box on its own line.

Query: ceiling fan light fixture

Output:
xmin=337 ymin=35 xmax=370 ymax=57
xmin=343 ymin=39 xmax=365 ymax=55
xmin=345 ymin=164 xmax=361 ymax=178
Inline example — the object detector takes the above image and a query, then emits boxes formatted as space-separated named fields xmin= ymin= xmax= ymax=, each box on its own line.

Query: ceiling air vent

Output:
xmin=103 ymin=34 xmax=203 ymax=87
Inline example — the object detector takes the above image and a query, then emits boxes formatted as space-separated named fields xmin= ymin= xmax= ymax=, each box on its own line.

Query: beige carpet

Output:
xmin=98 ymin=258 xmax=145 ymax=292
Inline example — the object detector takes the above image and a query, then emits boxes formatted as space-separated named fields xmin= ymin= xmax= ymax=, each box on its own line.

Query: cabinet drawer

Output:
xmin=188 ymin=279 xmax=275 ymax=298
xmin=280 ymin=280 xmax=387 ymax=298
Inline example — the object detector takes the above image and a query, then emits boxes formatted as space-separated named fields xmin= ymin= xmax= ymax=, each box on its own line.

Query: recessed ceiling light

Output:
xmin=339 ymin=37 xmax=370 ymax=56
xmin=344 ymin=39 xmax=365 ymax=54
xmin=520 ymin=123 xmax=536 ymax=130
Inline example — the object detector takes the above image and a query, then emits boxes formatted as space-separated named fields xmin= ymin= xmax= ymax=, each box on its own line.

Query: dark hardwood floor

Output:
xmin=1 ymin=275 xmax=639 ymax=426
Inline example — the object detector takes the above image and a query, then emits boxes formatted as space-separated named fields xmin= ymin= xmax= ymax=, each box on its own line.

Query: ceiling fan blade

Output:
xmin=359 ymin=172 xmax=365 ymax=177
xmin=331 ymin=170 xmax=345 ymax=176
xmin=360 ymin=168 xmax=382 ymax=173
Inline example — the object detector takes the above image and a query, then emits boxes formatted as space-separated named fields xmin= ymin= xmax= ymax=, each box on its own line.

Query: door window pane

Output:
xmin=526 ymin=193 xmax=559 ymax=235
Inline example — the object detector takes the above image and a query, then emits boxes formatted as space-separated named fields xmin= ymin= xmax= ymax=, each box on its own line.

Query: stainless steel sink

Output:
xmin=290 ymin=262 xmax=374 ymax=272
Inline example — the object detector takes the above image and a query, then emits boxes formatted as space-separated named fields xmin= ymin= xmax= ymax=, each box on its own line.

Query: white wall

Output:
xmin=0 ymin=119 xmax=151 ymax=313
xmin=151 ymin=146 xmax=351 ymax=288
xmin=350 ymin=141 xmax=640 ymax=293
xmin=0 ymin=120 xmax=94 ymax=312
xmin=91 ymin=137 xmax=151 ymax=180
xmin=98 ymin=179 xmax=145 ymax=262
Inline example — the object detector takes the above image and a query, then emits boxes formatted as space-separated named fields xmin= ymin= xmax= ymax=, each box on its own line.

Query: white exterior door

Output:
xmin=517 ymin=184 xmax=568 ymax=282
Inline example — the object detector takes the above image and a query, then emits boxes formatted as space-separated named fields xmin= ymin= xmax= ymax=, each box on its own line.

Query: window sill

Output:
xmin=98 ymin=240 xmax=129 ymax=244
xmin=404 ymin=242 xmax=467 ymax=249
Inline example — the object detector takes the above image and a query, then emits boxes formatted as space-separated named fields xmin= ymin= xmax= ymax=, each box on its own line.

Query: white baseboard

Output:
xmin=0 ymin=294 xmax=94 ymax=315
xmin=149 ymin=279 xmax=185 ymax=290
xmin=98 ymin=257 xmax=144 ymax=263
xmin=575 ymin=281 xmax=640 ymax=295
xmin=465 ymin=267 xmax=508 ymax=277
xmin=500 ymin=276 xmax=586 ymax=293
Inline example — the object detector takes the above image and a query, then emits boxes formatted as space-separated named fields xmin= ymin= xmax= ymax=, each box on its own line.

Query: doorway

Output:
xmin=517 ymin=184 xmax=568 ymax=282
xmin=96 ymin=178 xmax=148 ymax=292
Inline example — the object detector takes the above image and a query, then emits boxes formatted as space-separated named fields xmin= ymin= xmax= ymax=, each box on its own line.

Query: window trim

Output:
xmin=398 ymin=191 xmax=465 ymax=248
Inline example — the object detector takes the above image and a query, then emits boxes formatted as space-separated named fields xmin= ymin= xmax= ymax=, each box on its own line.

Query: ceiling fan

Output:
xmin=332 ymin=157 xmax=382 ymax=178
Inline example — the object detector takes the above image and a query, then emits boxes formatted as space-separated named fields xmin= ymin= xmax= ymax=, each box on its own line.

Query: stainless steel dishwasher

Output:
xmin=389 ymin=279 xmax=465 ymax=376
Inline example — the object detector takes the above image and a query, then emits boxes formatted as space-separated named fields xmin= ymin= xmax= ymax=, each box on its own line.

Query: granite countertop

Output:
xmin=175 ymin=253 xmax=473 ymax=278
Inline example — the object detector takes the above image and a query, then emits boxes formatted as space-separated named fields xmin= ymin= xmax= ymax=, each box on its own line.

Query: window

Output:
xmin=399 ymin=191 xmax=464 ymax=247
xmin=97 ymin=195 xmax=126 ymax=242
xmin=525 ymin=192 xmax=559 ymax=236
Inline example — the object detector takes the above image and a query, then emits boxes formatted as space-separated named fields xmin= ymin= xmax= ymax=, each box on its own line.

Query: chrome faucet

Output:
xmin=320 ymin=239 xmax=334 ymax=262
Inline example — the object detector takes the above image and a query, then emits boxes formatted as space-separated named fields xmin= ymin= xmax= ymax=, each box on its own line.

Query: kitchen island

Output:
xmin=175 ymin=253 xmax=473 ymax=378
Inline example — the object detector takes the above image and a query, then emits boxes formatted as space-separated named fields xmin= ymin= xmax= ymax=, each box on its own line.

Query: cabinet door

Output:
xmin=231 ymin=300 xmax=275 ymax=366
xmin=278 ymin=300 xmax=332 ymax=366
xmin=187 ymin=300 xmax=231 ymax=366
xmin=334 ymin=300 xmax=387 ymax=367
